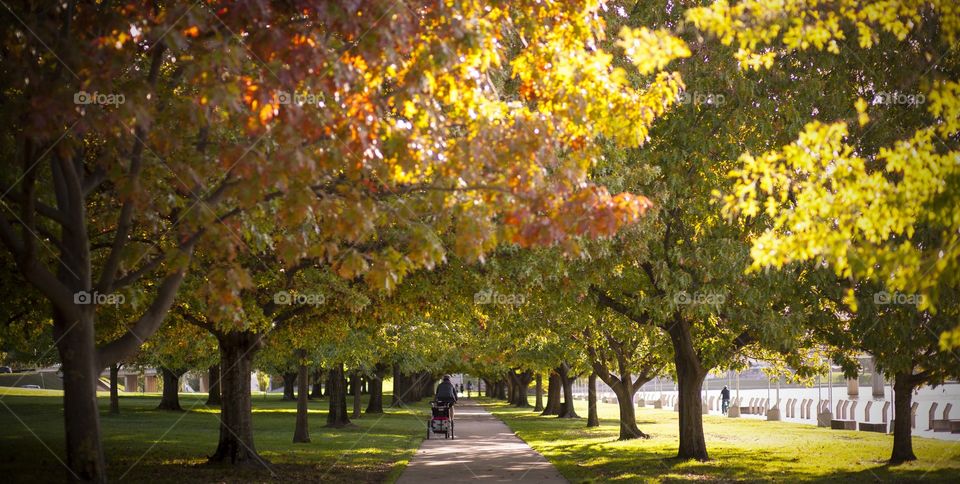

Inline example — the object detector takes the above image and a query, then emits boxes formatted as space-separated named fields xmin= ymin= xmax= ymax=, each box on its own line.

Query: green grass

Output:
xmin=482 ymin=398 xmax=960 ymax=482
xmin=0 ymin=387 xmax=429 ymax=483
xmin=0 ymin=386 xmax=64 ymax=397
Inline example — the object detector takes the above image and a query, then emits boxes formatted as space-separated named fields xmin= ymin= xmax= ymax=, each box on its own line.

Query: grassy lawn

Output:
xmin=0 ymin=387 xmax=429 ymax=483
xmin=482 ymin=398 xmax=960 ymax=482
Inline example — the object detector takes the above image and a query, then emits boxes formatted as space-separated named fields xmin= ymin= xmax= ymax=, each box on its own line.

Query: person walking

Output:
xmin=721 ymin=385 xmax=731 ymax=414
xmin=466 ymin=380 xmax=473 ymax=398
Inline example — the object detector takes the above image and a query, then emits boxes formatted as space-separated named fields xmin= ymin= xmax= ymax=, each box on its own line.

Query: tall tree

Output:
xmin=365 ymin=363 xmax=389 ymax=414
xmin=107 ymin=364 xmax=122 ymax=415
xmin=691 ymin=0 xmax=960 ymax=463
xmin=805 ymin=278 xmax=960 ymax=463
xmin=140 ymin=321 xmax=217 ymax=412
xmin=325 ymin=363 xmax=351 ymax=428
xmin=697 ymin=0 xmax=960 ymax=348
xmin=583 ymin=317 xmax=666 ymax=440
xmin=555 ymin=361 xmax=581 ymax=419
xmin=0 ymin=2 xmax=691 ymax=479
xmin=292 ymin=349 xmax=310 ymax=444
xmin=586 ymin=371 xmax=600 ymax=428
xmin=205 ymin=363 xmax=222 ymax=407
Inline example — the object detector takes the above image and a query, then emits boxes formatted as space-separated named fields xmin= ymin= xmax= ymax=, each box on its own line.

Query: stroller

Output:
xmin=427 ymin=400 xmax=455 ymax=439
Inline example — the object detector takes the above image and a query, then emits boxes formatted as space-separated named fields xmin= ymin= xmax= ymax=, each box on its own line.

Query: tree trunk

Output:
xmin=407 ymin=372 xmax=420 ymax=401
xmin=495 ymin=379 xmax=507 ymax=399
xmin=541 ymin=372 xmax=561 ymax=416
xmin=293 ymin=352 xmax=310 ymax=443
xmin=205 ymin=364 xmax=222 ymax=406
xmin=483 ymin=378 xmax=493 ymax=397
xmin=109 ymin=364 xmax=121 ymax=415
xmin=157 ymin=367 xmax=184 ymax=411
xmin=670 ymin=321 xmax=709 ymax=460
xmin=587 ymin=372 xmax=599 ymax=427
xmin=366 ymin=377 xmax=384 ymax=413
xmin=391 ymin=365 xmax=411 ymax=406
xmin=410 ymin=372 xmax=424 ymax=401
xmin=55 ymin=311 xmax=107 ymax=483
xmin=366 ymin=365 xmax=386 ymax=414
xmin=310 ymin=369 xmax=323 ymax=399
xmin=608 ymin=378 xmax=649 ymax=440
xmin=416 ymin=372 xmax=434 ymax=401
xmin=326 ymin=363 xmax=351 ymax=427
xmin=557 ymin=363 xmax=580 ymax=418
xmin=281 ymin=372 xmax=296 ymax=401
xmin=509 ymin=370 xmax=532 ymax=407
xmin=890 ymin=371 xmax=918 ymax=463
xmin=209 ymin=331 xmax=265 ymax=465
xmin=534 ymin=373 xmax=544 ymax=412
xmin=351 ymin=372 xmax=362 ymax=419
xmin=515 ymin=376 xmax=522 ymax=402
xmin=590 ymin=358 xmax=651 ymax=440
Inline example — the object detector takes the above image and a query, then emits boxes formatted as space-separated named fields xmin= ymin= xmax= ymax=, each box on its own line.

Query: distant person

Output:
xmin=458 ymin=383 xmax=464 ymax=396
xmin=721 ymin=385 xmax=731 ymax=414
xmin=466 ymin=380 xmax=473 ymax=398
xmin=435 ymin=375 xmax=458 ymax=404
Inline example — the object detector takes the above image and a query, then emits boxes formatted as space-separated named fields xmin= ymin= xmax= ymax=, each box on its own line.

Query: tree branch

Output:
xmin=97 ymin=42 xmax=167 ymax=294
xmin=0 ymin=190 xmax=67 ymax=225
xmin=96 ymin=237 xmax=197 ymax=370
xmin=0 ymin=215 xmax=80 ymax=321
xmin=178 ymin=306 xmax=215 ymax=332
xmin=589 ymin=285 xmax=653 ymax=327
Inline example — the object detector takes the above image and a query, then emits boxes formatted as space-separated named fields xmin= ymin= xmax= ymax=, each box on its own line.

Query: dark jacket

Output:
xmin=436 ymin=381 xmax=458 ymax=402
xmin=721 ymin=387 xmax=730 ymax=400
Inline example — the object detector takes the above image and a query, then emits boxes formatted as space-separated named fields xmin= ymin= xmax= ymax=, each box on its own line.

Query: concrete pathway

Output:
xmin=396 ymin=400 xmax=567 ymax=483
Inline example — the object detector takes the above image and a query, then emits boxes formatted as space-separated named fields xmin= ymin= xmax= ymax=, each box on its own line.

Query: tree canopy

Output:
xmin=1 ymin=0 xmax=957 ymax=481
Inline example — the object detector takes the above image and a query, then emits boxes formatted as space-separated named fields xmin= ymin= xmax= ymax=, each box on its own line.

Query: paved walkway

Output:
xmin=396 ymin=400 xmax=567 ymax=483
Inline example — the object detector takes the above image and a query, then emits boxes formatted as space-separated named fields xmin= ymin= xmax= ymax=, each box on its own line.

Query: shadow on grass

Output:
xmin=0 ymin=393 xmax=427 ymax=484
xmin=113 ymin=461 xmax=394 ymax=484
xmin=540 ymin=441 xmax=959 ymax=482
xmin=480 ymin=398 xmax=960 ymax=483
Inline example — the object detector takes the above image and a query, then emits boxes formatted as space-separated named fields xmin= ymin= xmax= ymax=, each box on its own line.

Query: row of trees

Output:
xmin=0 ymin=1 xmax=687 ymax=481
xmin=450 ymin=0 xmax=959 ymax=465
xmin=1 ymin=0 xmax=958 ymax=481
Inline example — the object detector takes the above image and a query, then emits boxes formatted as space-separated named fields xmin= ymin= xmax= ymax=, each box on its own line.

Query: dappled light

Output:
xmin=1 ymin=0 xmax=958 ymax=482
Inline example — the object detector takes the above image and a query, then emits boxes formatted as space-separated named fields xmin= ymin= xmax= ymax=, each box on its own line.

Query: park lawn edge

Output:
xmin=480 ymin=397 xmax=960 ymax=483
